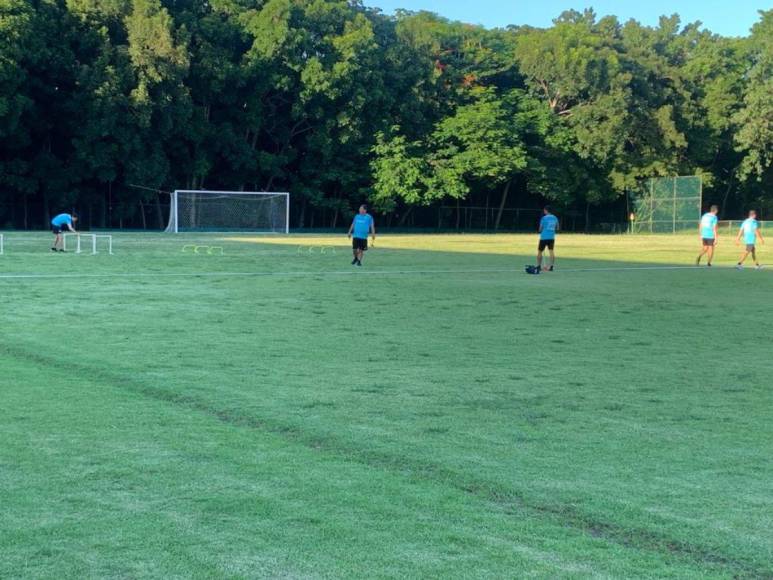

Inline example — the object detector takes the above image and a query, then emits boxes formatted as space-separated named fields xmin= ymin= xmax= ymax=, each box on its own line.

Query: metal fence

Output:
xmin=437 ymin=206 xmax=544 ymax=231
xmin=630 ymin=176 xmax=702 ymax=233
xmin=717 ymin=220 xmax=770 ymax=233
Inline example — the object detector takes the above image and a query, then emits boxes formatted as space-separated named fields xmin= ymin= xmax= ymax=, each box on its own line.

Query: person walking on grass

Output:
xmin=347 ymin=205 xmax=375 ymax=267
xmin=696 ymin=205 xmax=719 ymax=267
xmin=735 ymin=210 xmax=764 ymax=270
xmin=51 ymin=212 xmax=78 ymax=252
xmin=536 ymin=206 xmax=559 ymax=272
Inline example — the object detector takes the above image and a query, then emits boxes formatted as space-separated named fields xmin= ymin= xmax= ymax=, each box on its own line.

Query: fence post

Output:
xmin=672 ymin=177 xmax=677 ymax=233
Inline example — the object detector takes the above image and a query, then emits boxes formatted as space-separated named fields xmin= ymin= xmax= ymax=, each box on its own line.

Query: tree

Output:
xmin=0 ymin=0 xmax=35 ymax=225
xmin=123 ymin=0 xmax=191 ymax=224
xmin=0 ymin=1 xmax=768 ymax=230
xmin=734 ymin=10 xmax=773 ymax=183
xmin=431 ymin=89 xmax=528 ymax=228
xmin=372 ymin=89 xmax=529 ymax=226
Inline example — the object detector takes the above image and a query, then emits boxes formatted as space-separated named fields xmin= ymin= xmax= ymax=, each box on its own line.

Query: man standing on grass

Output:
xmin=347 ymin=204 xmax=375 ymax=267
xmin=696 ymin=205 xmax=719 ymax=267
xmin=536 ymin=206 xmax=559 ymax=272
xmin=735 ymin=210 xmax=764 ymax=270
xmin=51 ymin=212 xmax=78 ymax=252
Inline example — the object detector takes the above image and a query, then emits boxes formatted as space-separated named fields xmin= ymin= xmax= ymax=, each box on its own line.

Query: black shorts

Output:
xmin=52 ymin=225 xmax=66 ymax=234
xmin=352 ymin=237 xmax=368 ymax=251
xmin=702 ymin=238 xmax=715 ymax=247
xmin=746 ymin=244 xmax=756 ymax=252
xmin=538 ymin=239 xmax=555 ymax=251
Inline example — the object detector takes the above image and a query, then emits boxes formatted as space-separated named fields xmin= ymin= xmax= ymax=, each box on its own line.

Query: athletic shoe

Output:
xmin=51 ymin=247 xmax=57 ymax=252
xmin=59 ymin=249 xmax=65 ymax=253
xmin=707 ymin=263 xmax=712 ymax=267
xmin=736 ymin=264 xmax=744 ymax=270
xmin=356 ymin=260 xmax=362 ymax=267
xmin=548 ymin=266 xmax=554 ymax=272
xmin=756 ymin=265 xmax=763 ymax=270
xmin=351 ymin=258 xmax=357 ymax=265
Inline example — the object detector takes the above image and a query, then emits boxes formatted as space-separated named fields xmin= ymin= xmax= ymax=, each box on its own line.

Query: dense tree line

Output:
xmin=0 ymin=0 xmax=770 ymax=230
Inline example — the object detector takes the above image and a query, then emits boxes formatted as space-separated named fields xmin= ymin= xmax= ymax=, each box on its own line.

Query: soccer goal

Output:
xmin=630 ymin=176 xmax=702 ymax=233
xmin=164 ymin=190 xmax=289 ymax=234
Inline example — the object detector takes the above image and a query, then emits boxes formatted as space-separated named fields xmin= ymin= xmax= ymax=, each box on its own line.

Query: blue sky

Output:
xmin=361 ymin=0 xmax=769 ymax=37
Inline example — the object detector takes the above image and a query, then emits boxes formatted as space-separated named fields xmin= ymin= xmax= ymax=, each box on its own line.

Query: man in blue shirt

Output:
xmin=696 ymin=205 xmax=719 ymax=267
xmin=536 ymin=206 xmax=559 ymax=272
xmin=347 ymin=205 xmax=375 ymax=267
xmin=735 ymin=210 xmax=765 ymax=270
xmin=50 ymin=212 xmax=78 ymax=252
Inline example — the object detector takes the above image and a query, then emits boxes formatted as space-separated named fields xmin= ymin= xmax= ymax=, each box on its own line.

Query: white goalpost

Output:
xmin=165 ymin=190 xmax=290 ymax=234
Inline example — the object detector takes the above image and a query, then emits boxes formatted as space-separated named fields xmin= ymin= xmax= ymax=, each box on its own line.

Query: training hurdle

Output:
xmin=63 ymin=233 xmax=114 ymax=254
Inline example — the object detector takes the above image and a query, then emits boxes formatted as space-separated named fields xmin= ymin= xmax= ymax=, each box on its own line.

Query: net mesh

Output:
xmin=166 ymin=191 xmax=288 ymax=233
xmin=631 ymin=177 xmax=702 ymax=233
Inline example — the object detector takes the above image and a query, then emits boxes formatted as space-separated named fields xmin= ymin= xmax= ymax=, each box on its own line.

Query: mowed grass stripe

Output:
xmin=2 ymin=337 xmax=768 ymax=578
xmin=2 ymin=348 xmax=733 ymax=578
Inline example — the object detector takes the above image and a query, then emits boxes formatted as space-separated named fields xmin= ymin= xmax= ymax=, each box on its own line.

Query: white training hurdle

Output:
xmin=63 ymin=233 xmax=113 ymax=255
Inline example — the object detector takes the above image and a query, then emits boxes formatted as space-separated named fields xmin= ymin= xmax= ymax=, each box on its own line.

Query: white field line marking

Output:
xmin=557 ymin=265 xmax=716 ymax=273
xmin=0 ymin=265 xmax=747 ymax=281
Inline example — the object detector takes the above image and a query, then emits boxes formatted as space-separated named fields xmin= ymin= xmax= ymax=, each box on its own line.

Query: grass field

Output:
xmin=1 ymin=232 xmax=771 ymax=578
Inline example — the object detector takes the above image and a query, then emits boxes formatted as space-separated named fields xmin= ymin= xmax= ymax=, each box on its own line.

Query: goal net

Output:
xmin=630 ymin=176 xmax=702 ymax=233
xmin=165 ymin=190 xmax=289 ymax=233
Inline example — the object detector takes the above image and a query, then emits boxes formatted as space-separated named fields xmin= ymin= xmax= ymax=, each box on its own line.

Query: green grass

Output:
xmin=1 ymin=232 xmax=771 ymax=578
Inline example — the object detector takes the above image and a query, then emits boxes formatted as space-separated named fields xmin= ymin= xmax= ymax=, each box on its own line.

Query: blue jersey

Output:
xmin=352 ymin=214 xmax=373 ymax=239
xmin=741 ymin=218 xmax=759 ymax=245
xmin=700 ymin=213 xmax=717 ymax=239
xmin=540 ymin=214 xmax=559 ymax=240
xmin=51 ymin=213 xmax=73 ymax=227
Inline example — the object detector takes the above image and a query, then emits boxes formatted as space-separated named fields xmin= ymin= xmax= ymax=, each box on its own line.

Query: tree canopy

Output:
xmin=0 ymin=1 xmax=770 ymax=230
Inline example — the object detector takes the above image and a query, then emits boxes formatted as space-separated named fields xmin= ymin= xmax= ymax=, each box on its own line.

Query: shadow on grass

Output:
xmin=1 ymin=241 xmax=767 ymax=280
xmin=1 ymin=232 xmax=770 ymax=278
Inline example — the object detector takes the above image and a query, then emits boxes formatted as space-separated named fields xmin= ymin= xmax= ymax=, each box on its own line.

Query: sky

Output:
xmin=361 ymin=0 xmax=769 ymax=37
